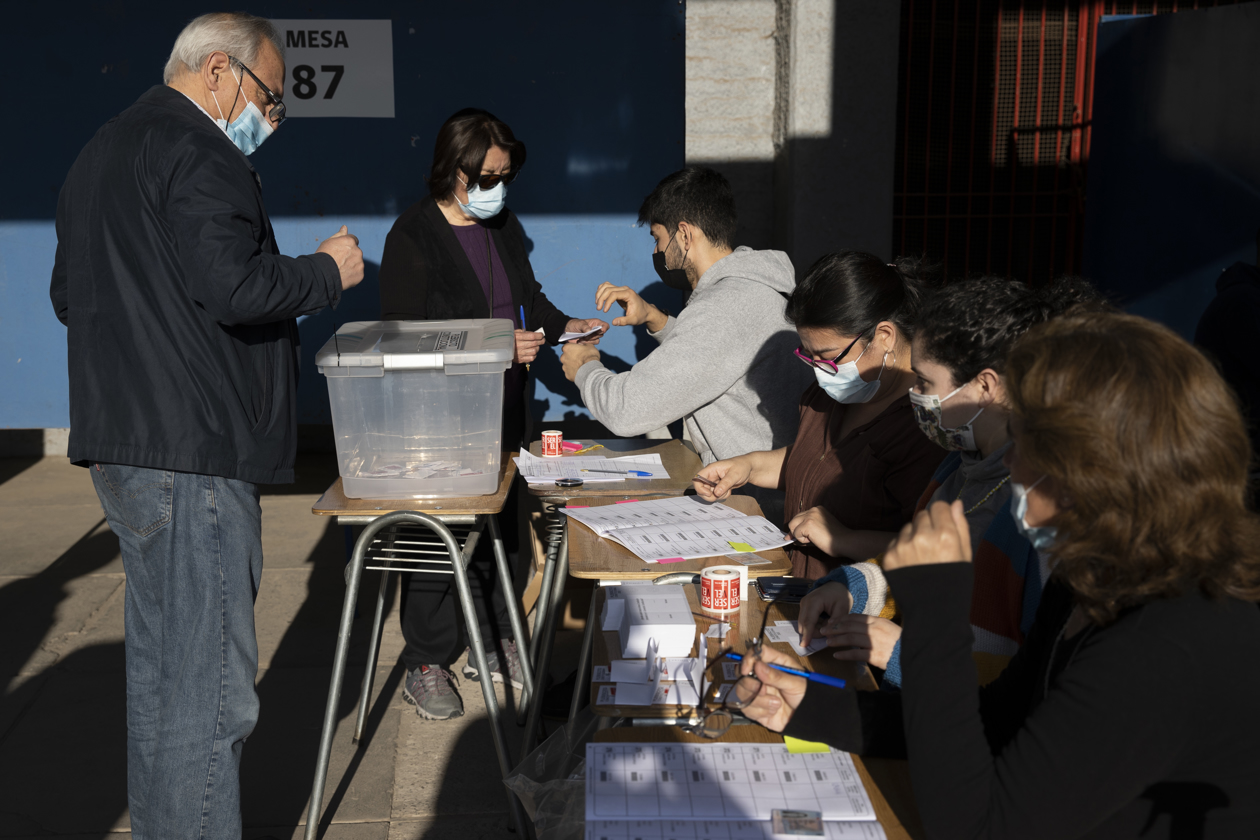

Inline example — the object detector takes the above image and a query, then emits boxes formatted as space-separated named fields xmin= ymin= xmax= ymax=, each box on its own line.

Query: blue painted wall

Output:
xmin=1083 ymin=5 xmax=1260 ymax=337
xmin=0 ymin=0 xmax=685 ymax=428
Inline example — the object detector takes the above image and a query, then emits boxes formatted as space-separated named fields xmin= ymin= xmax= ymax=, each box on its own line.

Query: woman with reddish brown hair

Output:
xmin=737 ymin=311 xmax=1260 ymax=838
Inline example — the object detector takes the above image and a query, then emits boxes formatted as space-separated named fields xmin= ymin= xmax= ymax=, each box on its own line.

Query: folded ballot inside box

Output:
xmin=617 ymin=584 xmax=696 ymax=658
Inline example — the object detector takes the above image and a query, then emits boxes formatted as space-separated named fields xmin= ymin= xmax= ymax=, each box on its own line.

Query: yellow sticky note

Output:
xmin=783 ymin=736 xmax=831 ymax=754
xmin=727 ymin=541 xmax=755 ymax=552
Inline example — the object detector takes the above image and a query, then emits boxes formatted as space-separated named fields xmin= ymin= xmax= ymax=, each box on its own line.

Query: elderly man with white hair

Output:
xmin=49 ymin=12 xmax=363 ymax=838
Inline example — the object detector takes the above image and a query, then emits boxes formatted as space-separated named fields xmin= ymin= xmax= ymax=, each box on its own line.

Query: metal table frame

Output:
xmin=304 ymin=509 xmax=533 ymax=839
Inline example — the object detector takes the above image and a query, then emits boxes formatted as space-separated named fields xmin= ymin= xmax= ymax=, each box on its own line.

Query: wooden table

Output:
xmin=590 ymin=581 xmax=876 ymax=719
xmin=520 ymin=439 xmax=703 ymax=754
xmin=524 ymin=438 xmax=702 ymax=498
xmin=565 ymin=495 xmax=791 ymax=580
xmin=593 ymin=726 xmax=922 ymax=840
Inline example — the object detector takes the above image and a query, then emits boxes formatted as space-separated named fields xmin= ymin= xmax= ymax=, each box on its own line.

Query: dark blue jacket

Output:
xmin=50 ymin=85 xmax=341 ymax=484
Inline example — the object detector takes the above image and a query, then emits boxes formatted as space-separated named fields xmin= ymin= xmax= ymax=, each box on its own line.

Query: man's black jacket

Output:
xmin=50 ymin=85 xmax=341 ymax=484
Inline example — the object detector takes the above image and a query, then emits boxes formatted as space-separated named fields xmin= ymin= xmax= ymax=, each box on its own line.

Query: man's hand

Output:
xmin=822 ymin=615 xmax=902 ymax=670
xmin=884 ymin=500 xmax=972 ymax=572
xmin=595 ymin=282 xmax=668 ymax=332
xmin=787 ymin=506 xmax=848 ymax=557
xmin=563 ymin=317 xmax=610 ymax=344
xmin=798 ymin=581 xmax=854 ymax=646
xmin=737 ymin=645 xmax=808 ymax=734
xmin=514 ymin=330 xmax=545 ymax=365
xmin=692 ymin=457 xmax=752 ymax=501
xmin=317 ymin=225 xmax=364 ymax=291
xmin=561 ymin=342 xmax=600 ymax=381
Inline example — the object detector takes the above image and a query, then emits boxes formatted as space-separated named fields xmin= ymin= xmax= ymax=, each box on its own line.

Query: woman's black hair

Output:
xmin=915 ymin=274 xmax=1104 ymax=385
xmin=785 ymin=251 xmax=934 ymax=340
xmin=427 ymin=108 xmax=526 ymax=200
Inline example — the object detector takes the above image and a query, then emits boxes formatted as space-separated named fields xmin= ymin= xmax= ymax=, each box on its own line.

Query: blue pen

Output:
xmin=726 ymin=652 xmax=846 ymax=689
xmin=519 ymin=305 xmax=529 ymax=372
xmin=580 ymin=468 xmax=653 ymax=477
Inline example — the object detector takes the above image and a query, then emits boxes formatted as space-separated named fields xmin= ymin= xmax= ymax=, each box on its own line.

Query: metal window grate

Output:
xmin=893 ymin=0 xmax=1248 ymax=284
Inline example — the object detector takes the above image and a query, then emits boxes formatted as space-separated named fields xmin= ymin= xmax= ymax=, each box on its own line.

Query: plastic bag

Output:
xmin=504 ymin=706 xmax=600 ymax=840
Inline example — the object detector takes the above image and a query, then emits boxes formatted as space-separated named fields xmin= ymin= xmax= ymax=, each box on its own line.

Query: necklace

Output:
xmin=954 ymin=474 xmax=1011 ymax=515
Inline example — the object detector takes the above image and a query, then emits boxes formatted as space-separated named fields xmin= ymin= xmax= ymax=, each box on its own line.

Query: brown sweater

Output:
xmin=781 ymin=384 xmax=945 ymax=578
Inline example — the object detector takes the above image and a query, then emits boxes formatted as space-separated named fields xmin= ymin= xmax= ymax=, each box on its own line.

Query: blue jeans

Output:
xmin=92 ymin=463 xmax=263 ymax=840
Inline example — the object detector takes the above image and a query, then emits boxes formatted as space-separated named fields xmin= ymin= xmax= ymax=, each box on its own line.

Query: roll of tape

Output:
xmin=701 ymin=567 xmax=741 ymax=613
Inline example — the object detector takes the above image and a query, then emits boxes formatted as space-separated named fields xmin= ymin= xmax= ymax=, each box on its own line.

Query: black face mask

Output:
xmin=652 ymin=234 xmax=692 ymax=291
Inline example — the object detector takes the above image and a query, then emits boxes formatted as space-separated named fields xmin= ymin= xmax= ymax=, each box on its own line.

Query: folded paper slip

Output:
xmin=563 ymin=496 xmax=792 ymax=562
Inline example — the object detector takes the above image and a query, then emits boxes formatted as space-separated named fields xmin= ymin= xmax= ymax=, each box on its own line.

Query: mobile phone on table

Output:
xmin=753 ymin=576 xmax=811 ymax=603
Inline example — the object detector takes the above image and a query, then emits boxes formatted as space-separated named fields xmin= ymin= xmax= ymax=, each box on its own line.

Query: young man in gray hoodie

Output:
xmin=561 ymin=167 xmax=811 ymax=516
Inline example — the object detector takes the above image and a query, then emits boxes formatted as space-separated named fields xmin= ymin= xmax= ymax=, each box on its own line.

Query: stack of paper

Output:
xmin=513 ymin=449 xmax=671 ymax=484
xmin=585 ymin=743 xmax=883 ymax=837
xmin=586 ymin=820 xmax=887 ymax=839
xmin=563 ymin=497 xmax=793 ymax=563
xmin=765 ymin=620 xmax=828 ymax=657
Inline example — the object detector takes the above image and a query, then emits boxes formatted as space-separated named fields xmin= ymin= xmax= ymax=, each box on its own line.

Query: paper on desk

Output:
xmin=559 ymin=326 xmax=606 ymax=342
xmin=610 ymin=656 xmax=698 ymax=684
xmin=767 ymin=620 xmax=828 ymax=656
xmin=514 ymin=449 xmax=670 ymax=483
xmin=600 ymin=679 xmax=702 ymax=707
xmin=704 ymin=620 xmax=730 ymax=640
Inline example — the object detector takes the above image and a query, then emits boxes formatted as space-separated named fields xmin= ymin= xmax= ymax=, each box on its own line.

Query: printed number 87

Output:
xmin=292 ymin=65 xmax=344 ymax=100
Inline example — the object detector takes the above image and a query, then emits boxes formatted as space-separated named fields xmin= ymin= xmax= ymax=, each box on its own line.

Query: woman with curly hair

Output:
xmin=798 ymin=276 xmax=1099 ymax=686
xmin=738 ymin=311 xmax=1260 ymax=838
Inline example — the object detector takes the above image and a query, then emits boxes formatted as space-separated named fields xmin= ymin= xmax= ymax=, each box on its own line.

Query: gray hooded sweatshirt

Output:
xmin=574 ymin=246 xmax=813 ymax=465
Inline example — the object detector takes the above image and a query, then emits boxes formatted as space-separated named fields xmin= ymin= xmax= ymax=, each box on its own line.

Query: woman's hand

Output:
xmin=736 ymin=645 xmax=808 ymax=733
xmin=884 ymin=500 xmax=973 ymax=571
xmin=514 ymin=329 xmax=545 ymax=365
xmin=787 ymin=506 xmax=849 ymax=557
xmin=563 ymin=317 xmax=610 ymax=344
xmin=822 ymin=615 xmax=902 ymax=670
xmin=594 ymin=282 xmax=668 ymax=331
xmin=797 ymin=581 xmax=854 ymax=646
xmin=693 ymin=457 xmax=752 ymax=501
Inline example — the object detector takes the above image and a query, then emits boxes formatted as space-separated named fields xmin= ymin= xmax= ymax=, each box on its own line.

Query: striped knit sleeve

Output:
xmin=811 ymin=560 xmax=891 ymax=617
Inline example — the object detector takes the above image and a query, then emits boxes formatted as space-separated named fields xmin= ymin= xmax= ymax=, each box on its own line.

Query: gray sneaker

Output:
xmin=402 ymin=665 xmax=464 ymax=720
xmin=462 ymin=640 xmax=525 ymax=690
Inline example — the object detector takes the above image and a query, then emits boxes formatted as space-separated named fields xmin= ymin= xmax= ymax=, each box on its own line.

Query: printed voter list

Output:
xmin=269 ymin=20 xmax=395 ymax=117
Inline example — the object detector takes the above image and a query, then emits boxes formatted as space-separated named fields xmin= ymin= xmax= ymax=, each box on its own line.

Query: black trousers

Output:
xmin=398 ymin=374 xmax=528 ymax=670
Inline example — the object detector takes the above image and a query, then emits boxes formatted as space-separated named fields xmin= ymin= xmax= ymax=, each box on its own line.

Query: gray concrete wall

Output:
xmin=687 ymin=0 xmax=901 ymax=270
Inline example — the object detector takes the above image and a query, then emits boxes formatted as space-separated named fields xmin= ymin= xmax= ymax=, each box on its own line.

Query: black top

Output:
xmin=378 ymin=194 xmax=571 ymax=340
xmin=784 ymin=563 xmax=1260 ymax=839
xmin=50 ymin=86 xmax=342 ymax=484
xmin=1195 ymin=262 xmax=1260 ymax=469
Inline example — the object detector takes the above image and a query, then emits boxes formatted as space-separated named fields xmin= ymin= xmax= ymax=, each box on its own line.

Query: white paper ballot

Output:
xmin=559 ymin=326 xmax=607 ymax=342
xmin=767 ymin=620 xmax=828 ymax=656
xmin=705 ymin=621 xmax=730 ymax=640
xmin=603 ymin=679 xmax=702 ymax=707
xmin=610 ymin=656 xmax=698 ymax=684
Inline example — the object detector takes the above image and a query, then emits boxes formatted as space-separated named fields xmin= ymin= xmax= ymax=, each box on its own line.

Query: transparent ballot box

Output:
xmin=315 ymin=319 xmax=513 ymax=499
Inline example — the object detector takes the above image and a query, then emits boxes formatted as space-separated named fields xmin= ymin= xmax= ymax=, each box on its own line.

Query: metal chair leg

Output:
xmin=521 ymin=520 xmax=568 ymax=755
xmin=305 ymin=513 xmax=406 ymax=840
xmin=354 ymin=565 xmax=392 ymax=742
xmin=488 ymin=514 xmax=536 ymax=714
xmin=567 ymin=588 xmax=599 ymax=724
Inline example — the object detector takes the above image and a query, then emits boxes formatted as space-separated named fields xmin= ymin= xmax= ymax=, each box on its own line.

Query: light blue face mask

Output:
xmin=1010 ymin=474 xmax=1057 ymax=552
xmin=813 ymin=343 xmax=887 ymax=404
xmin=212 ymin=67 xmax=274 ymax=156
xmin=457 ymin=177 xmax=507 ymax=220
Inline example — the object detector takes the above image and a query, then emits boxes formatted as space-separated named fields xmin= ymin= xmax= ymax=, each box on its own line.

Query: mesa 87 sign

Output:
xmin=269 ymin=19 xmax=395 ymax=117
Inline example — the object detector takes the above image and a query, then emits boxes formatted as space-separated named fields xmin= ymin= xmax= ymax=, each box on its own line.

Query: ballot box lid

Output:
xmin=315 ymin=319 xmax=514 ymax=375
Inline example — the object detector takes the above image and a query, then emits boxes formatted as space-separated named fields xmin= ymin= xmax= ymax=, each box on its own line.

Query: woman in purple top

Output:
xmin=379 ymin=108 xmax=606 ymax=720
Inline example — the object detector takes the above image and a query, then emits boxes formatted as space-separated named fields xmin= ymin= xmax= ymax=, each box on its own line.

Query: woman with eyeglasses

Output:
xmin=738 ymin=312 xmax=1260 ymax=838
xmin=694 ymin=251 xmax=946 ymax=579
xmin=378 ymin=108 xmax=607 ymax=721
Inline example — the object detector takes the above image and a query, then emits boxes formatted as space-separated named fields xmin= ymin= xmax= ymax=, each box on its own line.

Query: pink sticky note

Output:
xmin=565 ymin=505 xmax=589 ymax=509
xmin=561 ymin=441 xmax=584 ymax=452
xmin=658 ymin=557 xmax=687 ymax=564
xmin=614 ymin=499 xmax=640 ymax=504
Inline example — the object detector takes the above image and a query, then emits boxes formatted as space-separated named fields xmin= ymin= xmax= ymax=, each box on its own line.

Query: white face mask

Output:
xmin=814 ymin=343 xmax=887 ymax=404
xmin=1010 ymin=474 xmax=1057 ymax=552
xmin=457 ymin=177 xmax=507 ymax=220
xmin=908 ymin=382 xmax=984 ymax=451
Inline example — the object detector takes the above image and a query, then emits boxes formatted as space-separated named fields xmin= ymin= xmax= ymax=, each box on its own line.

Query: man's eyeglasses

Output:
xmin=793 ymin=328 xmax=871 ymax=375
xmin=460 ymin=170 xmax=520 ymax=191
xmin=228 ymin=56 xmax=286 ymax=125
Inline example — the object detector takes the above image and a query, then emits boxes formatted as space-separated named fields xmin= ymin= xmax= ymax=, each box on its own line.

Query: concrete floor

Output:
xmin=0 ymin=455 xmax=579 ymax=839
